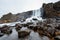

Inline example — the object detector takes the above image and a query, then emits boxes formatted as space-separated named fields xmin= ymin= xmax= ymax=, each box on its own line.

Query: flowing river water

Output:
xmin=0 ymin=27 xmax=49 ymax=40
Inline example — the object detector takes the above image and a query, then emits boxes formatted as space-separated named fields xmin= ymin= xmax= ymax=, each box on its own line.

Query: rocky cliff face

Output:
xmin=0 ymin=11 xmax=32 ymax=23
xmin=42 ymin=1 xmax=60 ymax=19
xmin=15 ymin=11 xmax=32 ymax=21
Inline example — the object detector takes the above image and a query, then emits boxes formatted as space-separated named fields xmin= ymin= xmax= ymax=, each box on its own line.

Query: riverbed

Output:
xmin=0 ymin=27 xmax=49 ymax=40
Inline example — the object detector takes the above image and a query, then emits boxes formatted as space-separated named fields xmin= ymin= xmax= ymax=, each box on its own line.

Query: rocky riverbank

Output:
xmin=0 ymin=18 xmax=60 ymax=40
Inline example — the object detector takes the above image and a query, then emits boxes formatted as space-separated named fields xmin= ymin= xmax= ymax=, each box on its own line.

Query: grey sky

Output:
xmin=0 ymin=0 xmax=59 ymax=18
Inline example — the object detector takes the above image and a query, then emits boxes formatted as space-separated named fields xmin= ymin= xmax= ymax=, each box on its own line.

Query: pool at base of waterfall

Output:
xmin=25 ymin=16 xmax=43 ymax=23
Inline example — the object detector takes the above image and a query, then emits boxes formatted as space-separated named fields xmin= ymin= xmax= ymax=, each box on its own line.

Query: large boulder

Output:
xmin=18 ymin=29 xmax=31 ymax=38
xmin=15 ymin=23 xmax=22 ymax=31
xmin=1 ymin=25 xmax=12 ymax=35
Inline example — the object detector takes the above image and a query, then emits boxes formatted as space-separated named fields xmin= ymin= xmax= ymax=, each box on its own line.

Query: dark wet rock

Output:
xmin=28 ymin=25 xmax=38 ymax=31
xmin=54 ymin=38 xmax=60 ymax=40
xmin=32 ymin=18 xmax=38 ymax=21
xmin=0 ymin=33 xmax=4 ymax=37
xmin=1 ymin=25 xmax=9 ymax=33
xmin=54 ymin=36 xmax=60 ymax=40
xmin=21 ymin=24 xmax=29 ymax=27
xmin=26 ymin=22 xmax=33 ymax=25
xmin=15 ymin=23 xmax=22 ymax=31
xmin=53 ymin=1 xmax=60 ymax=11
xmin=28 ymin=25 xmax=34 ymax=30
xmin=5 ymin=30 xmax=12 ymax=35
xmin=1 ymin=25 xmax=12 ymax=35
xmin=33 ymin=27 xmax=38 ymax=32
xmin=37 ymin=27 xmax=44 ymax=37
xmin=55 ymin=25 xmax=60 ymax=30
xmin=18 ymin=30 xmax=31 ymax=38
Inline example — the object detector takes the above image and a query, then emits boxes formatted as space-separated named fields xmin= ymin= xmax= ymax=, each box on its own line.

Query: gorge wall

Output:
xmin=42 ymin=1 xmax=60 ymax=19
xmin=0 ymin=11 xmax=32 ymax=23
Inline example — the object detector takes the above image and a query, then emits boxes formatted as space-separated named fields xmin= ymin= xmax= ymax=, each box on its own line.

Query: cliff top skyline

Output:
xmin=0 ymin=0 xmax=59 ymax=18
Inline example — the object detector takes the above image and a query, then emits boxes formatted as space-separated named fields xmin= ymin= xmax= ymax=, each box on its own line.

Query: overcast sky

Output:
xmin=0 ymin=0 xmax=59 ymax=18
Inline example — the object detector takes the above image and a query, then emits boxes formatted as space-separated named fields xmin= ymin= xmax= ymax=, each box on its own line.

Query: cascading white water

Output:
xmin=25 ymin=8 xmax=42 ymax=23
xmin=32 ymin=9 xmax=41 ymax=17
xmin=31 ymin=8 xmax=42 ymax=20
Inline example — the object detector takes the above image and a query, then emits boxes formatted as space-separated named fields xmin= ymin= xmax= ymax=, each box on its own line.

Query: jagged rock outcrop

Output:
xmin=0 ymin=11 xmax=32 ymax=23
xmin=0 ymin=13 xmax=14 ymax=23
xmin=15 ymin=11 xmax=32 ymax=21
xmin=42 ymin=1 xmax=60 ymax=19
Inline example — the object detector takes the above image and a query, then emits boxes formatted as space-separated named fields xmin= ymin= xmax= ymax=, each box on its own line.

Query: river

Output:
xmin=0 ymin=27 xmax=49 ymax=40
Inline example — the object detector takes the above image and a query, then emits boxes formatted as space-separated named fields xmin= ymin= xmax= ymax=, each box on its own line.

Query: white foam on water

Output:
xmin=25 ymin=8 xmax=43 ymax=23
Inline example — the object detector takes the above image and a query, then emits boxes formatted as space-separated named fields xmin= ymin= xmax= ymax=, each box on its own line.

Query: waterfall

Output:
xmin=31 ymin=8 xmax=42 ymax=20
xmin=32 ymin=9 xmax=41 ymax=17
xmin=25 ymin=8 xmax=42 ymax=23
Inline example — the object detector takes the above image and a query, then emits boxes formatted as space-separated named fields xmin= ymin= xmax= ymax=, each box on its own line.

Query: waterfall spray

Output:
xmin=25 ymin=8 xmax=42 ymax=23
